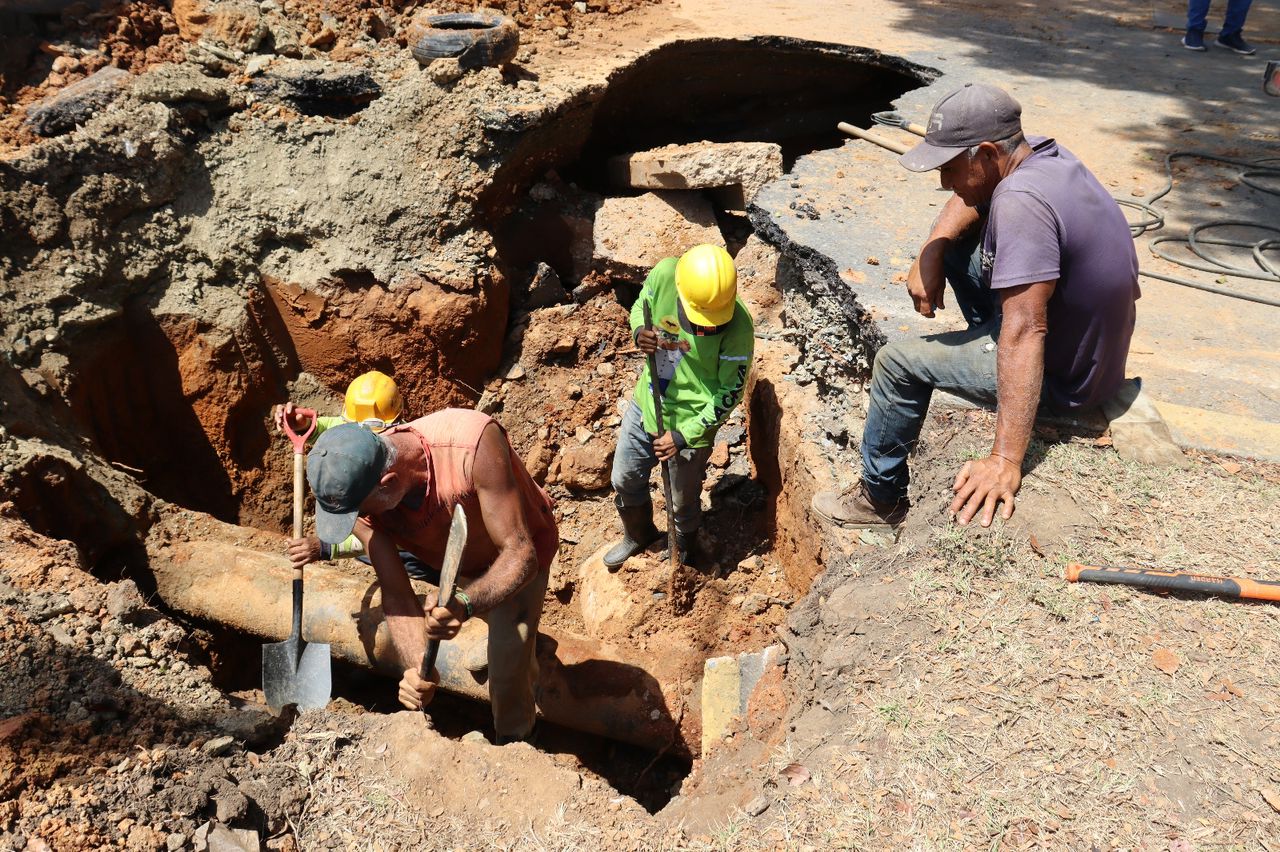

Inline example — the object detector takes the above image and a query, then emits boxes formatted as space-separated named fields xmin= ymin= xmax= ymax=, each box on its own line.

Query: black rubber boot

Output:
xmin=663 ymin=529 xmax=700 ymax=568
xmin=603 ymin=498 xmax=662 ymax=570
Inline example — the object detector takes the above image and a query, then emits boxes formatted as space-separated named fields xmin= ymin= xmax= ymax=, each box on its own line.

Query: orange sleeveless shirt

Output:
xmin=367 ymin=409 xmax=557 ymax=576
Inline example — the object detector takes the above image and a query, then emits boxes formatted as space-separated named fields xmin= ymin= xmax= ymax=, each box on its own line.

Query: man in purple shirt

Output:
xmin=813 ymin=83 xmax=1140 ymax=530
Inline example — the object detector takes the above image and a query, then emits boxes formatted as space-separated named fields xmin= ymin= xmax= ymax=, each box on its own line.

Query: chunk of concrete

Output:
xmin=525 ymin=262 xmax=567 ymax=309
xmin=701 ymin=645 xmax=784 ymax=757
xmin=25 ymin=67 xmax=130 ymax=137
xmin=204 ymin=1 xmax=267 ymax=52
xmin=133 ymin=64 xmax=239 ymax=105
xmin=608 ymin=141 xmax=784 ymax=210
xmin=1101 ymin=379 xmax=1190 ymax=468
xmin=251 ymin=63 xmax=381 ymax=112
xmin=593 ymin=190 xmax=723 ymax=283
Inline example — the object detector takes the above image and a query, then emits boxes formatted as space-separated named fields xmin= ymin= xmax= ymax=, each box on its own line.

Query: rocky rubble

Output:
xmin=0 ymin=506 xmax=320 ymax=850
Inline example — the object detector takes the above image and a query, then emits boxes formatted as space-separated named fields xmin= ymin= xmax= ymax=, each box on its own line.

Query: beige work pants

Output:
xmin=483 ymin=566 xmax=548 ymax=741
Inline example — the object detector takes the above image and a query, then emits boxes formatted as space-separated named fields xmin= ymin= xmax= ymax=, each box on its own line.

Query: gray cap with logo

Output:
xmin=899 ymin=83 xmax=1023 ymax=172
xmin=306 ymin=423 xmax=388 ymax=545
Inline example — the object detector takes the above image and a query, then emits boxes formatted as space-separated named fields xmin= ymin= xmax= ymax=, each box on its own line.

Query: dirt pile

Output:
xmin=0 ymin=0 xmax=662 ymax=152
xmin=0 ymin=40 xmax=547 ymax=536
xmin=0 ymin=504 xmax=316 ymax=849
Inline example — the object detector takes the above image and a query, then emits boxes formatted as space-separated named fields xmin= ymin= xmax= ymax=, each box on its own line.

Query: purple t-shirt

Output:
xmin=980 ymin=136 xmax=1140 ymax=409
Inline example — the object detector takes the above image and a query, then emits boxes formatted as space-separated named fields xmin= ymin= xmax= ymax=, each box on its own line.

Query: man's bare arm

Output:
xmin=950 ymin=279 xmax=1055 ymax=526
xmin=908 ymin=195 xmax=983 ymax=317
xmin=352 ymin=520 xmax=424 ymax=669
xmin=462 ymin=423 xmax=539 ymax=615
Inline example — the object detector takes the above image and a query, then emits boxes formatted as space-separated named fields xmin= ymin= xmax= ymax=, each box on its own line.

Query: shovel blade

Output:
xmin=262 ymin=638 xmax=332 ymax=712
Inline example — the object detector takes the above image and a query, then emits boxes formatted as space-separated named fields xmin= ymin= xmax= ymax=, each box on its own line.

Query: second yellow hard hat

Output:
xmin=675 ymin=244 xmax=737 ymax=327
xmin=343 ymin=370 xmax=403 ymax=429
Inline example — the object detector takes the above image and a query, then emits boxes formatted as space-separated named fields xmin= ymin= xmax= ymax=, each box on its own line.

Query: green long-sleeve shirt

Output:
xmin=629 ymin=257 xmax=754 ymax=449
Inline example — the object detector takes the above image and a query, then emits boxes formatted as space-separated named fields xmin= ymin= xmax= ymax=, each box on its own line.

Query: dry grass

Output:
xmin=694 ymin=418 xmax=1280 ymax=850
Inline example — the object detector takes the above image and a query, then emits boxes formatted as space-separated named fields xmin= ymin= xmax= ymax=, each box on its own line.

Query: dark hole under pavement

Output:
xmin=491 ymin=35 xmax=933 ymax=298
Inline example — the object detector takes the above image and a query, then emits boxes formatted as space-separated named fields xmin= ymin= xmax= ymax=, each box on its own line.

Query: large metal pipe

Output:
xmin=146 ymin=512 xmax=698 ymax=755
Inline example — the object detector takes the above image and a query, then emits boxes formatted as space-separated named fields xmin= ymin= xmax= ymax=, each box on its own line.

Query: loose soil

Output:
xmin=2 ymin=0 xmax=1279 ymax=849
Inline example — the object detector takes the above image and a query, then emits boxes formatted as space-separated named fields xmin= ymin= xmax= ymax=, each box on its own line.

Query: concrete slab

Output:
xmin=1155 ymin=400 xmax=1280 ymax=462
xmin=701 ymin=644 xmax=784 ymax=757
xmin=592 ymin=190 xmax=723 ymax=283
xmin=607 ymin=141 xmax=784 ymax=210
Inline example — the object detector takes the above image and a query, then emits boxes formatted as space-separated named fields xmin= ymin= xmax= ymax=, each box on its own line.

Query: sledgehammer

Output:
xmin=1065 ymin=563 xmax=1280 ymax=603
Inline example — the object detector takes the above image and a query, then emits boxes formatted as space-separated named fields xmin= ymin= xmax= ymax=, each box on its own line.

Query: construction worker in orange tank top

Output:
xmin=304 ymin=409 xmax=558 ymax=744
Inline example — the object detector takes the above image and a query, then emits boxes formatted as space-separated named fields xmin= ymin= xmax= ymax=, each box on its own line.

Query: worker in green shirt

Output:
xmin=604 ymin=244 xmax=755 ymax=569
xmin=274 ymin=371 xmax=427 ymax=577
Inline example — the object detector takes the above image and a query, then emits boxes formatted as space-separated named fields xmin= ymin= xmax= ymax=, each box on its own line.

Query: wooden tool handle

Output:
xmin=420 ymin=639 xmax=440 ymax=681
xmin=837 ymin=122 xmax=910 ymax=155
xmin=292 ymin=452 xmax=305 ymax=579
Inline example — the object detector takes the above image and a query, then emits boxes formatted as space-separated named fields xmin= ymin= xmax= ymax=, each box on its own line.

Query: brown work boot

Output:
xmin=811 ymin=483 xmax=908 ymax=530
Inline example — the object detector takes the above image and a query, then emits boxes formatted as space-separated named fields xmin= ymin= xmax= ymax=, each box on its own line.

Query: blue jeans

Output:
xmin=611 ymin=401 xmax=714 ymax=534
xmin=357 ymin=551 xmax=436 ymax=582
xmin=1187 ymin=0 xmax=1253 ymax=35
xmin=861 ymin=239 xmax=1003 ymax=504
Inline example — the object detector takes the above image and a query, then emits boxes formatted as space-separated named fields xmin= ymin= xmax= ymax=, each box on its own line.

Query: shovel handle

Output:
xmin=281 ymin=406 xmax=317 ymax=454
xmin=287 ymin=408 xmax=315 ymax=580
xmin=837 ymin=122 xmax=910 ymax=156
xmin=292 ymin=453 xmax=306 ymax=544
xmin=642 ymin=302 xmax=681 ymax=596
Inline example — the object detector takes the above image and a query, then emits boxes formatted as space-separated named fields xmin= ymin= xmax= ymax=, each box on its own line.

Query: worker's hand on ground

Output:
xmin=653 ymin=430 xmax=678 ymax=461
xmin=949 ymin=454 xmax=1021 ymax=527
xmin=636 ymin=328 xmax=659 ymax=355
xmin=397 ymin=667 xmax=437 ymax=711
xmin=423 ymin=592 xmax=465 ymax=641
xmin=906 ymin=249 xmax=946 ymax=318
xmin=286 ymin=536 xmax=322 ymax=568
xmin=273 ymin=401 xmax=314 ymax=434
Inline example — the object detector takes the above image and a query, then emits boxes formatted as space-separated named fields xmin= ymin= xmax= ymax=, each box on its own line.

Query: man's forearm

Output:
xmin=930 ymin=194 xmax=982 ymax=242
xmin=460 ymin=539 xmax=538 ymax=616
xmin=992 ymin=324 xmax=1045 ymax=466
xmin=359 ymin=527 xmax=425 ymax=669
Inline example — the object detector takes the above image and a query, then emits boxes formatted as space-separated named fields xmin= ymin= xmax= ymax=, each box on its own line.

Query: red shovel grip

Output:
xmin=281 ymin=406 xmax=317 ymax=455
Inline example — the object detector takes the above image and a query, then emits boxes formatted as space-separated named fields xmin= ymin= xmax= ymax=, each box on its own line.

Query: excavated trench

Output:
xmin=2 ymin=34 xmax=933 ymax=813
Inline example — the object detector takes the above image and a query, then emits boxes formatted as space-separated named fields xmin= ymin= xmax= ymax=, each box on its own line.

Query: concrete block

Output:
xmin=607 ymin=141 xmax=784 ymax=210
xmin=1101 ymin=379 xmax=1190 ymax=468
xmin=700 ymin=644 xmax=783 ymax=757
xmin=593 ymin=190 xmax=723 ymax=283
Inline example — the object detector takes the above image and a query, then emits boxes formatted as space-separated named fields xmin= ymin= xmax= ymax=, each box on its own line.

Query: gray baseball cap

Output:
xmin=306 ymin=423 xmax=388 ymax=545
xmin=899 ymin=83 xmax=1023 ymax=172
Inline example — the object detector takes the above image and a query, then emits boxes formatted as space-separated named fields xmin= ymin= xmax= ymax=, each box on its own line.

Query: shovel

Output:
xmin=641 ymin=302 xmax=686 ymax=610
xmin=263 ymin=407 xmax=332 ymax=712
xmin=419 ymin=504 xmax=468 ymax=710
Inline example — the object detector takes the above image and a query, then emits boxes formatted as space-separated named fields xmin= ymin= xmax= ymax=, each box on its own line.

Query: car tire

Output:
xmin=411 ymin=13 xmax=520 ymax=70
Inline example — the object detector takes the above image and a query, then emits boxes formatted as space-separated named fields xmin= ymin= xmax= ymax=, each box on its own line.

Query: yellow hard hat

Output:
xmin=675 ymin=244 xmax=737 ymax=327
xmin=343 ymin=371 xmax=403 ymax=431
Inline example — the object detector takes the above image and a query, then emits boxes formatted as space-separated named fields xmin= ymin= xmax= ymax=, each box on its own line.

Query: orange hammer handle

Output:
xmin=1065 ymin=563 xmax=1280 ymax=603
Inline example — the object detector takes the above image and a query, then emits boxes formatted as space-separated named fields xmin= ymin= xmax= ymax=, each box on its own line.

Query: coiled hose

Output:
xmin=871 ymin=112 xmax=1280 ymax=308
